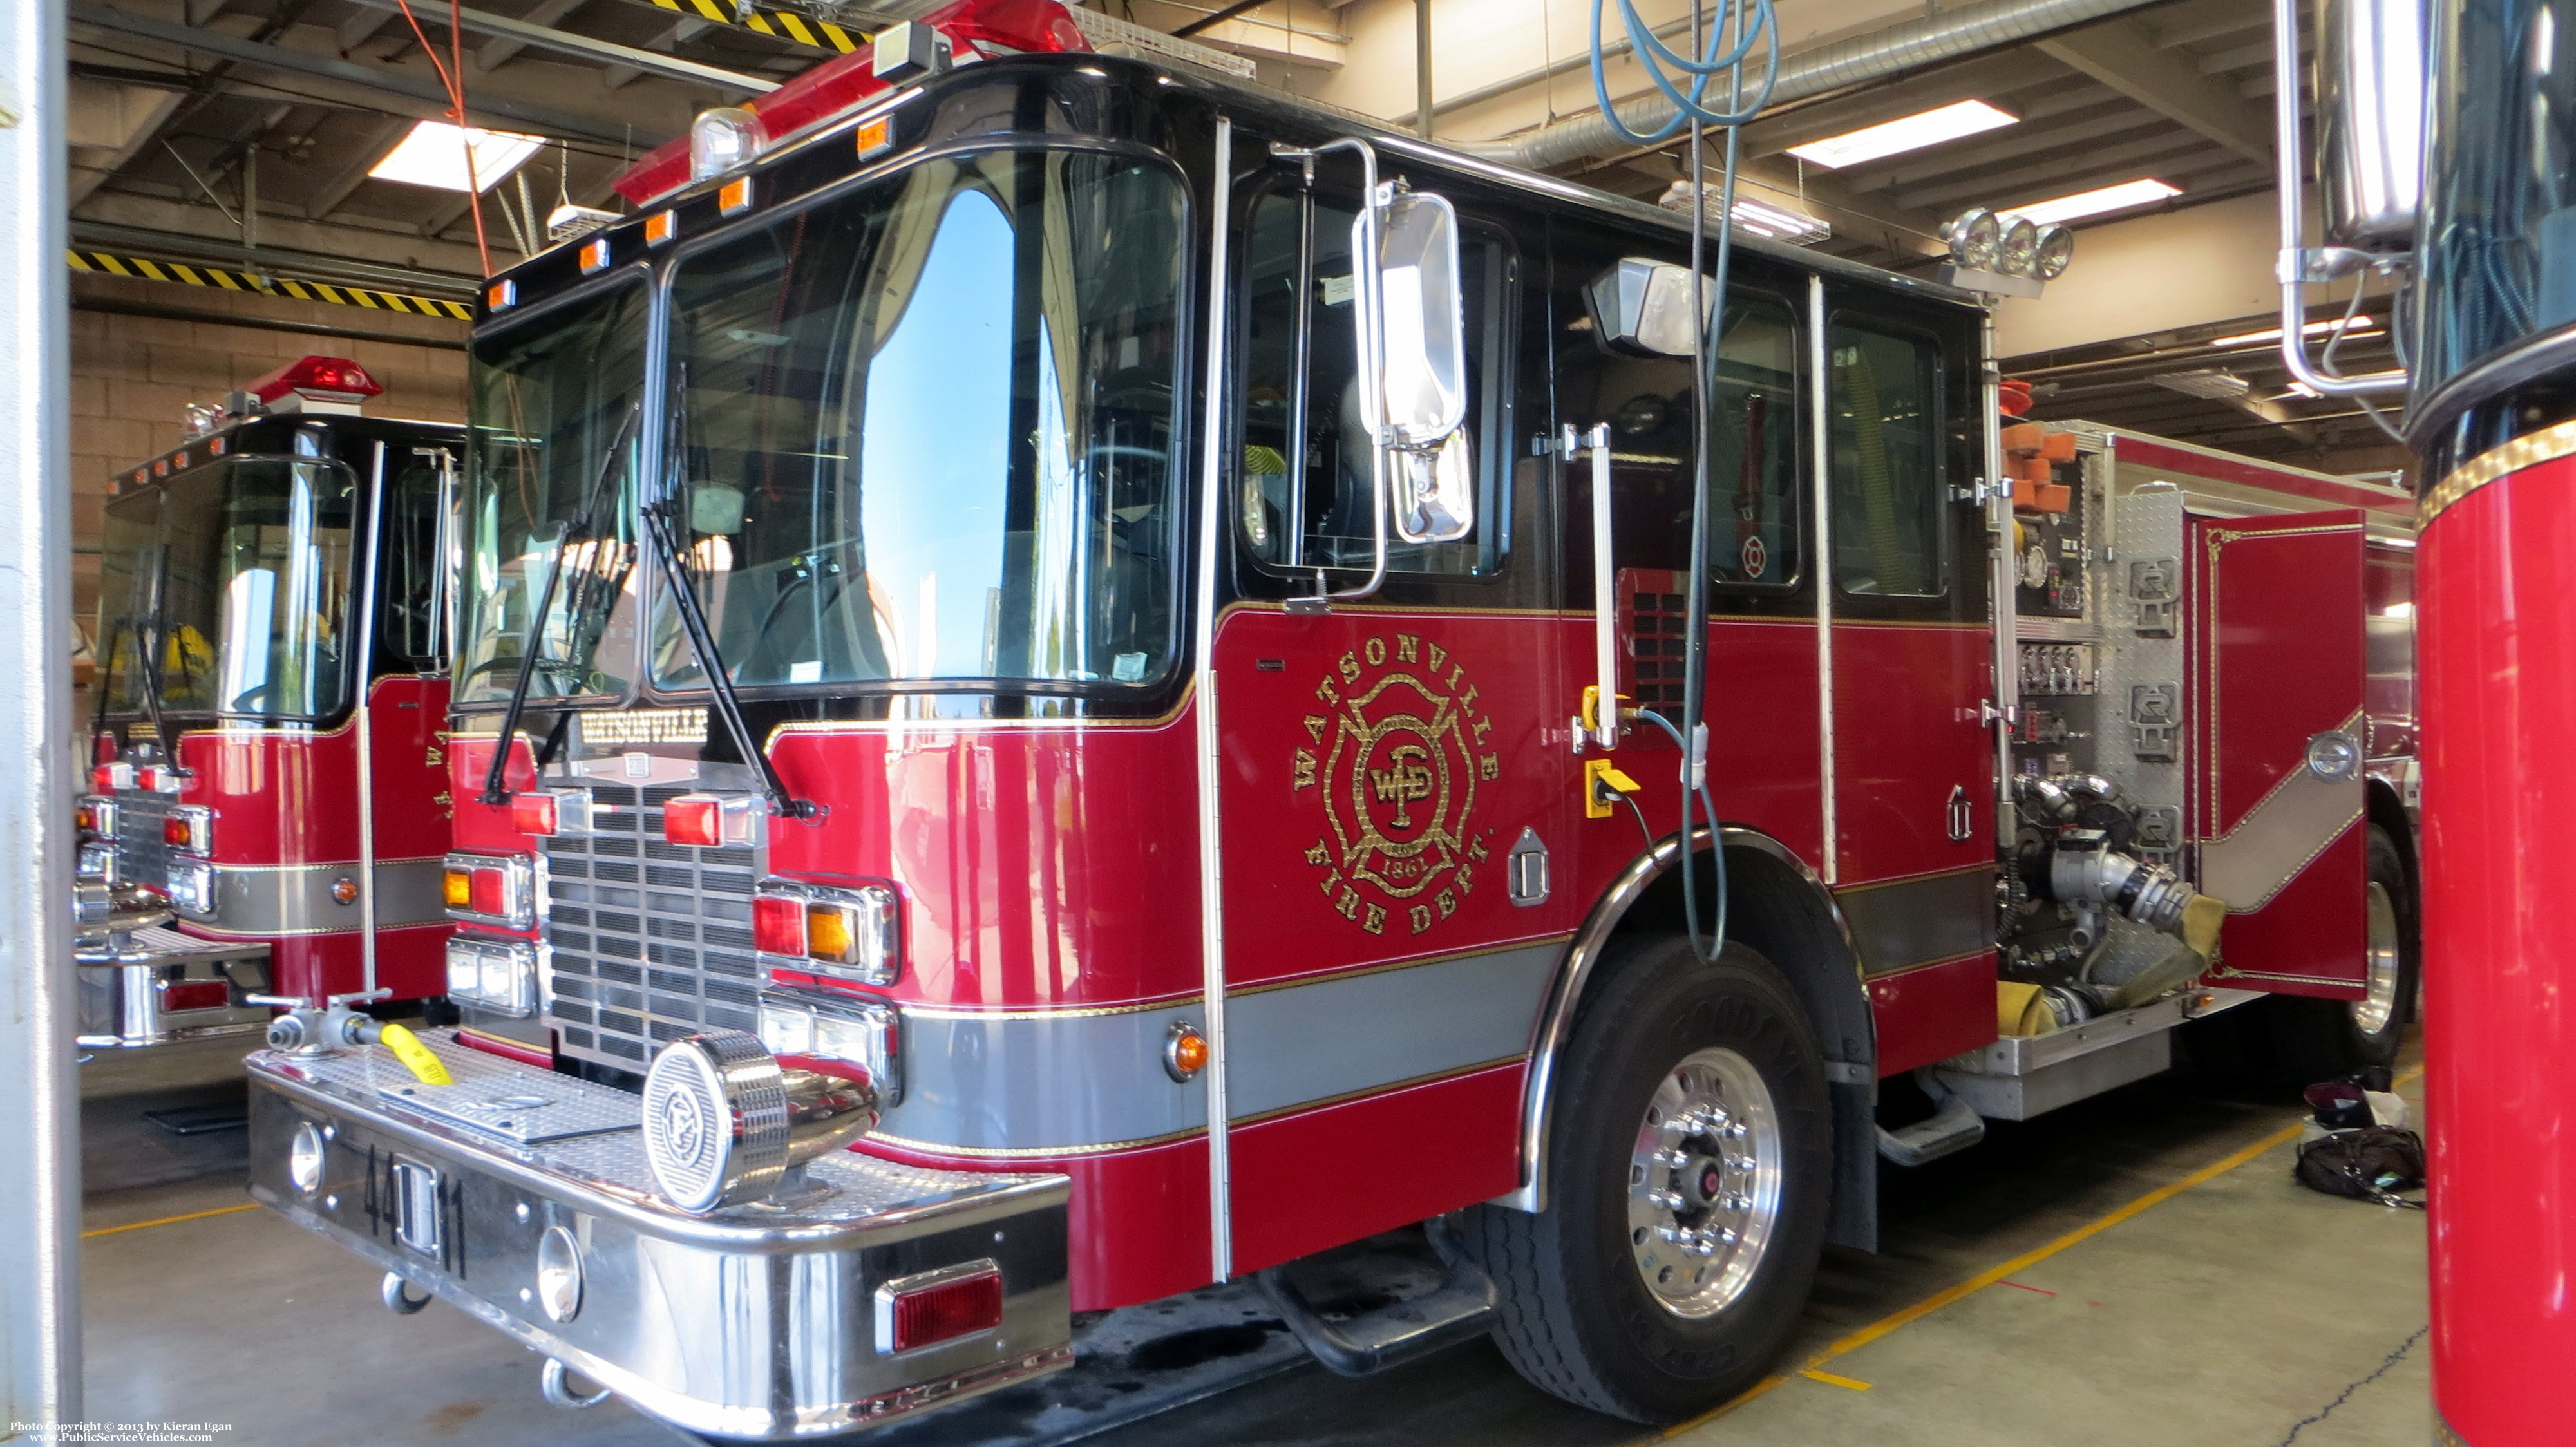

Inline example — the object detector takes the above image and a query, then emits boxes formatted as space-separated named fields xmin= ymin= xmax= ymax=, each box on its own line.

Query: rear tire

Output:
xmin=1455 ymin=936 xmax=1830 ymax=1423
xmin=2266 ymin=824 xmax=2416 ymax=1083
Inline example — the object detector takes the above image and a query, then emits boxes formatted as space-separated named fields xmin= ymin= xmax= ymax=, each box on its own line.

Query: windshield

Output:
xmin=96 ymin=457 xmax=359 ymax=720
xmin=655 ymin=148 xmax=1186 ymax=692
xmin=457 ymin=283 xmax=649 ymax=706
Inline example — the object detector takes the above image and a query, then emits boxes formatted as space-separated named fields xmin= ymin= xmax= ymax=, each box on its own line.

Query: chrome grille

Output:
xmin=541 ymin=783 xmax=762 ymax=1069
xmin=113 ymin=790 xmax=175 ymax=894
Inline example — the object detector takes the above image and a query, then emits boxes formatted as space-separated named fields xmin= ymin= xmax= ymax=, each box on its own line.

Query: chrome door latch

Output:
xmin=1946 ymin=784 xmax=1974 ymax=842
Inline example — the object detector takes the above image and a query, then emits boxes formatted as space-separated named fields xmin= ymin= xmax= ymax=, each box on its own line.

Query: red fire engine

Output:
xmin=77 ymin=355 xmax=462 ymax=1048
xmin=2272 ymin=1 xmax=2576 ymax=1444
xmin=239 ymin=3 xmax=2418 ymax=1436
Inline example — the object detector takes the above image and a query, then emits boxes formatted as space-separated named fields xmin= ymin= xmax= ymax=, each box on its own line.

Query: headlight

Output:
xmin=167 ymin=859 xmax=215 ymax=917
xmin=77 ymin=842 xmax=115 ymax=883
xmin=444 ymin=933 xmax=539 ymax=1016
xmin=442 ymin=852 xmax=535 ymax=929
xmin=753 ymin=880 xmax=900 ymax=987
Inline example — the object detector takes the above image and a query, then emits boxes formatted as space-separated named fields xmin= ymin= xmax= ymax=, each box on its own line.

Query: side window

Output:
xmin=1828 ymin=323 xmax=1945 ymax=599
xmin=1556 ymin=290 xmax=1801 ymax=589
xmin=381 ymin=458 xmax=447 ymax=666
xmin=1238 ymin=183 xmax=1510 ymax=576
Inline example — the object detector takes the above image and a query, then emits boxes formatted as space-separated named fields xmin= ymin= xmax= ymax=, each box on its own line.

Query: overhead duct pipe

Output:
xmin=1456 ymin=0 xmax=2172 ymax=172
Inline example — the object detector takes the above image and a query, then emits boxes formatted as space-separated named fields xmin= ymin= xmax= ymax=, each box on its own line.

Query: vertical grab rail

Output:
xmin=1571 ymin=422 xmax=1620 ymax=750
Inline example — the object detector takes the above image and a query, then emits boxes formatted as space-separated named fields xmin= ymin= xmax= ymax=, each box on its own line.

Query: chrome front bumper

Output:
xmin=247 ymin=1031 xmax=1073 ymax=1441
xmin=75 ymin=927 xmax=272 ymax=1049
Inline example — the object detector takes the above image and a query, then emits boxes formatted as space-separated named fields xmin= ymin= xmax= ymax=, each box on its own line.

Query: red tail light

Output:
xmin=163 ymin=817 xmax=189 ymax=846
xmin=664 ymin=796 xmax=722 ymax=847
xmin=752 ymin=894 xmax=808 ymax=956
xmin=512 ymin=791 xmax=560 ymax=836
xmin=160 ymin=981 xmax=231 ymax=1013
xmin=93 ymin=762 xmax=133 ymax=792
xmin=876 ymin=1263 xmax=1005 ymax=1355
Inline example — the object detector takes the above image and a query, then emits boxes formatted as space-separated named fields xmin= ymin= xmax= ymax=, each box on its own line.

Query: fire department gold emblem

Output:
xmin=1293 ymin=634 xmax=1498 ymax=937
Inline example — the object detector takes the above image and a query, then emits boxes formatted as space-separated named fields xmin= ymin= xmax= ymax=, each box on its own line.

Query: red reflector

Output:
xmin=752 ymin=894 xmax=807 ymax=956
xmin=162 ymin=981 xmax=231 ymax=1012
xmin=664 ymin=797 xmax=722 ymax=847
xmin=469 ymin=867 xmax=509 ymax=918
xmin=887 ymin=1269 xmax=1004 ymax=1354
xmin=511 ymin=792 xmax=560 ymax=836
xmin=91 ymin=764 xmax=115 ymax=793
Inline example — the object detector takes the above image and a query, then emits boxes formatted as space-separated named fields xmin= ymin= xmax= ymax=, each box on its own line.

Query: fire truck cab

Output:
xmin=236 ymin=7 xmax=2419 ymax=1437
xmin=79 ymin=355 xmax=463 ymax=1048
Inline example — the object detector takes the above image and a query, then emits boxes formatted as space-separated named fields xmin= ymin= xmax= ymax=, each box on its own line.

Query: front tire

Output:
xmin=1455 ymin=937 xmax=1830 ymax=1423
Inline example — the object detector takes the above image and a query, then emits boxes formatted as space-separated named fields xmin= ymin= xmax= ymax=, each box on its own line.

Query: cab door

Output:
xmin=2188 ymin=509 xmax=2369 ymax=996
xmin=1817 ymin=295 xmax=1998 ymax=1075
xmin=1208 ymin=149 xmax=1576 ymax=1276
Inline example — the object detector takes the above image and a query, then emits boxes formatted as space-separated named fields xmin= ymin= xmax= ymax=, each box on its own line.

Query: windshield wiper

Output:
xmin=480 ymin=402 xmax=640 ymax=807
xmin=639 ymin=486 xmax=817 ymax=822
xmin=127 ymin=542 xmax=188 ymax=778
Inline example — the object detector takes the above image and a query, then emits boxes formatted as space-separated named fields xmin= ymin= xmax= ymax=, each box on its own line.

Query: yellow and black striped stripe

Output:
xmin=68 ymin=251 xmax=475 ymax=321
xmin=639 ymin=0 xmax=862 ymax=52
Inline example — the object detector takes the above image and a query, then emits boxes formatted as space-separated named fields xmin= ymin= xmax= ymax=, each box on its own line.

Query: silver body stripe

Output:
xmin=870 ymin=1003 xmax=1209 ymax=1154
xmin=182 ymin=858 xmax=446 ymax=936
xmin=869 ymin=943 xmax=1558 ymax=1156
xmin=2195 ymin=733 xmax=2367 ymax=913
xmin=1834 ymin=867 xmax=1996 ymax=976
xmin=1225 ymin=943 xmax=1556 ymax=1122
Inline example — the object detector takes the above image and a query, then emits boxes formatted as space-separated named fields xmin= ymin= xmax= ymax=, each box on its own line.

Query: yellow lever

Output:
xmin=377 ymin=1023 xmax=454 ymax=1086
xmin=1584 ymin=759 xmax=1642 ymax=818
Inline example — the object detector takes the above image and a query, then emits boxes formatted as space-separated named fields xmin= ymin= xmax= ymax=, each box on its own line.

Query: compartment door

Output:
xmin=2189 ymin=509 xmax=2368 ymax=997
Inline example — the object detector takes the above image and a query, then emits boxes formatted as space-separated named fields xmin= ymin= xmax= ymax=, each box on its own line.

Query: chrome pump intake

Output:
xmin=643 ymin=1028 xmax=882 ymax=1214
xmin=2047 ymin=829 xmax=2224 ymax=959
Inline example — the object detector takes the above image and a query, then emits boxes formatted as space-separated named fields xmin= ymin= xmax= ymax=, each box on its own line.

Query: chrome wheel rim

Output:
xmin=2354 ymin=880 xmax=2402 ymax=1037
xmin=1627 ymin=1046 xmax=1783 ymax=1319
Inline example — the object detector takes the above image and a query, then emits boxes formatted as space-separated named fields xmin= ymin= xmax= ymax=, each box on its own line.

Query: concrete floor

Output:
xmin=74 ymin=1026 xmax=2428 ymax=1447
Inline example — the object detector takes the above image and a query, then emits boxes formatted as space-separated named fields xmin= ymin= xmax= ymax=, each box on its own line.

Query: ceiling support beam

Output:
xmin=2031 ymin=17 xmax=2272 ymax=166
xmin=302 ymin=113 xmax=412 ymax=219
xmin=328 ymin=0 xmax=772 ymax=92
xmin=602 ymin=15 xmax=708 ymax=88
xmin=68 ymin=3 xmax=668 ymax=144
xmin=478 ymin=0 xmax=587 ymax=71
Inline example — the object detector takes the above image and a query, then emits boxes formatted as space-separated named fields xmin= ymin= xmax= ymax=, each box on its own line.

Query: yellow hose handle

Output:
xmin=376 ymin=1022 xmax=454 ymax=1086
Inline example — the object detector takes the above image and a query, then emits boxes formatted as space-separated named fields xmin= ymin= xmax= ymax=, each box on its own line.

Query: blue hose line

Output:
xmin=1634 ymin=708 xmax=1730 ymax=957
xmin=1589 ymin=0 xmax=1779 ymax=145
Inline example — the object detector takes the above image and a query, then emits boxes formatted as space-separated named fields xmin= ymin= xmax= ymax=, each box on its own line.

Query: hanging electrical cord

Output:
xmin=1589 ymin=0 xmax=1777 ymax=143
xmin=391 ymin=0 xmax=496 ymax=277
xmin=1592 ymin=0 xmax=1776 ymax=962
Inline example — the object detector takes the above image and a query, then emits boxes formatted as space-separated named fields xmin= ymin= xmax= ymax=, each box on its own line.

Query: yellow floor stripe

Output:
xmin=1661 ymin=1064 xmax=2425 ymax=1437
xmin=1799 ymin=1370 xmax=1871 ymax=1390
xmin=82 ymin=1202 xmax=261 ymax=1239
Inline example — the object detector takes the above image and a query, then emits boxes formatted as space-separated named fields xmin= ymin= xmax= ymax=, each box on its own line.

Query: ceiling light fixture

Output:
xmin=2150 ymin=368 xmax=2251 ymax=400
xmin=2004 ymin=178 xmax=2181 ymax=225
xmin=368 ymin=120 xmax=546 ymax=193
xmin=2211 ymin=317 xmax=2380 ymax=348
xmin=1656 ymin=184 xmax=1832 ymax=246
xmin=1786 ymin=100 xmax=2020 ymax=169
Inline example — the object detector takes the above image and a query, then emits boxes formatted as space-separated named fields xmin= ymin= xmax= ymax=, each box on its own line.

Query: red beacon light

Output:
xmin=611 ymin=0 xmax=1090 ymax=207
xmin=248 ymin=355 xmax=384 ymax=416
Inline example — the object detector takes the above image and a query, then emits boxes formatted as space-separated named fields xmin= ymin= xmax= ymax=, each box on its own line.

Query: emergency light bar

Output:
xmin=249 ymin=355 xmax=383 ymax=415
xmin=612 ymin=0 xmax=1090 ymax=207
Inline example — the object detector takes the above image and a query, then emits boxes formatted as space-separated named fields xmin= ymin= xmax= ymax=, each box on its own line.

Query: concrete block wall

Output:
xmin=68 ymin=270 xmax=467 ymax=631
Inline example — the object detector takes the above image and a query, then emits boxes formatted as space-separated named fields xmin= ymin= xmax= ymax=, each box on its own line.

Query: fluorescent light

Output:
xmin=1786 ymin=100 xmax=2020 ymax=169
xmin=2005 ymin=178 xmax=2181 ymax=225
xmin=368 ymin=120 xmax=545 ymax=193
xmin=2211 ymin=317 xmax=2380 ymax=348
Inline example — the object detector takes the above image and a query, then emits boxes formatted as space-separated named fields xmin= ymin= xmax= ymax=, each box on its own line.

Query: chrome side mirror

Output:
xmin=2313 ymin=0 xmax=2424 ymax=251
xmin=1373 ymin=188 xmax=1472 ymax=545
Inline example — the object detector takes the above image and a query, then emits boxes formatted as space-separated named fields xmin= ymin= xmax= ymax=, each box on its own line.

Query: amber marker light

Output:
xmin=579 ymin=237 xmax=611 ymax=273
xmin=488 ymin=279 xmax=517 ymax=310
xmin=719 ymin=176 xmax=754 ymax=216
xmin=645 ymin=211 xmax=677 ymax=246
xmin=1164 ymin=1022 xmax=1209 ymax=1082
xmin=442 ymin=867 xmax=475 ymax=910
xmin=855 ymin=115 xmax=893 ymax=160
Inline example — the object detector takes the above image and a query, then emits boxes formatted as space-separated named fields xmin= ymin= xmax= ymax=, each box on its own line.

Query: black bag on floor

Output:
xmin=2295 ymin=1126 xmax=2426 ymax=1209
